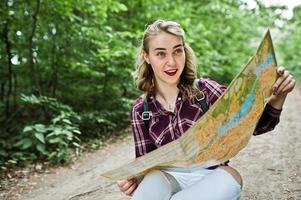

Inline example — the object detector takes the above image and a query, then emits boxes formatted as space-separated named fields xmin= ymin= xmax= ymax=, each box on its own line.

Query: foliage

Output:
xmin=278 ymin=6 xmax=301 ymax=81
xmin=15 ymin=114 xmax=81 ymax=163
xmin=1 ymin=95 xmax=81 ymax=169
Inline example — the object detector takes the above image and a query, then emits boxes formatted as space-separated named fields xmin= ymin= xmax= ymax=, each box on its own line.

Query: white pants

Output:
xmin=131 ymin=167 xmax=241 ymax=200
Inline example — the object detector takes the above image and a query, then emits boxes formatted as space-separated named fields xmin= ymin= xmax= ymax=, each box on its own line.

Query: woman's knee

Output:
xmin=139 ymin=170 xmax=169 ymax=187
xmin=217 ymin=166 xmax=243 ymax=187
xmin=131 ymin=170 xmax=174 ymax=200
xmin=171 ymin=167 xmax=242 ymax=200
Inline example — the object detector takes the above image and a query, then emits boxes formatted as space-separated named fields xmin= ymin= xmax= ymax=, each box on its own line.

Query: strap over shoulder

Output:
xmin=142 ymin=96 xmax=151 ymax=129
xmin=194 ymin=78 xmax=209 ymax=113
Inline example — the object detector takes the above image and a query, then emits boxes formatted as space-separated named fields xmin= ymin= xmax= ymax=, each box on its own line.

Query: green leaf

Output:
xmin=62 ymin=119 xmax=72 ymax=124
xmin=23 ymin=126 xmax=33 ymax=132
xmin=72 ymin=142 xmax=80 ymax=147
xmin=35 ymin=133 xmax=45 ymax=143
xmin=36 ymin=143 xmax=47 ymax=155
xmin=8 ymin=160 xmax=17 ymax=164
xmin=72 ymin=129 xmax=81 ymax=134
xmin=0 ymin=150 xmax=8 ymax=157
xmin=63 ymin=130 xmax=73 ymax=138
xmin=52 ymin=117 xmax=60 ymax=124
xmin=14 ymin=138 xmax=33 ymax=149
xmin=118 ymin=3 xmax=128 ymax=11
xmin=34 ymin=124 xmax=47 ymax=133
xmin=48 ymin=137 xmax=63 ymax=144
xmin=53 ymin=128 xmax=64 ymax=135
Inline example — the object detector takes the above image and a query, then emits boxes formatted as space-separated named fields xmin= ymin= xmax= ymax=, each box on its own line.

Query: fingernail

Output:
xmin=272 ymin=87 xmax=277 ymax=95
xmin=272 ymin=86 xmax=276 ymax=92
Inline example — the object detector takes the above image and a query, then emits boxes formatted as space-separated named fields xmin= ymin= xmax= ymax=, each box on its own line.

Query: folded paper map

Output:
xmin=102 ymin=30 xmax=277 ymax=181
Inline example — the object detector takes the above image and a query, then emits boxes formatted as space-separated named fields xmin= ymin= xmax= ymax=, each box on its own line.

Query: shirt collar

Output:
xmin=148 ymin=91 xmax=184 ymax=115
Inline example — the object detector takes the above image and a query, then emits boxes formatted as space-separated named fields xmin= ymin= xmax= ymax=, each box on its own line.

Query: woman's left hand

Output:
xmin=268 ymin=66 xmax=296 ymax=110
xmin=272 ymin=66 xmax=295 ymax=97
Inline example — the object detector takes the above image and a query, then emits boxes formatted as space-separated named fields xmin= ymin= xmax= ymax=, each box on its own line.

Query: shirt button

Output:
xmin=177 ymin=97 xmax=181 ymax=101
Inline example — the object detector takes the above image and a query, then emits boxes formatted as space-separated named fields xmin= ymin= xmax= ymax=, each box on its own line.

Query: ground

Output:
xmin=1 ymin=87 xmax=301 ymax=200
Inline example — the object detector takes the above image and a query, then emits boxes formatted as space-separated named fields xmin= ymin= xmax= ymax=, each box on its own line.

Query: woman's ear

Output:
xmin=142 ymin=51 xmax=150 ymax=65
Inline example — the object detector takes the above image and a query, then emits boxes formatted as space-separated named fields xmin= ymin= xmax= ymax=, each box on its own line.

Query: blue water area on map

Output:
xmin=218 ymin=52 xmax=273 ymax=135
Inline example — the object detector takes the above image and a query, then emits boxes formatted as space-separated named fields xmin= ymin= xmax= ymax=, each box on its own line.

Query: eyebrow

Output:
xmin=154 ymin=44 xmax=183 ymax=51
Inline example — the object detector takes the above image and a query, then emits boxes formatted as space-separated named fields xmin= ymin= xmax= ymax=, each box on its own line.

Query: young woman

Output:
xmin=117 ymin=20 xmax=295 ymax=200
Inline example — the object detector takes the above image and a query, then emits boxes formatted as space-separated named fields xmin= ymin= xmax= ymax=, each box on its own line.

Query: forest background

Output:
xmin=1 ymin=0 xmax=300 ymax=172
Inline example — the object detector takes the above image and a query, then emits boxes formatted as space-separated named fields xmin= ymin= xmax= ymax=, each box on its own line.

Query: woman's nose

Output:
xmin=166 ymin=54 xmax=176 ymax=66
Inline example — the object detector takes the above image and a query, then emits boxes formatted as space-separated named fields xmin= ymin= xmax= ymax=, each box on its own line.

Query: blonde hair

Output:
xmin=134 ymin=19 xmax=197 ymax=99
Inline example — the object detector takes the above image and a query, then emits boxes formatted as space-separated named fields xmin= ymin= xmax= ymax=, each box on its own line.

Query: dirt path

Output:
xmin=5 ymin=87 xmax=301 ymax=200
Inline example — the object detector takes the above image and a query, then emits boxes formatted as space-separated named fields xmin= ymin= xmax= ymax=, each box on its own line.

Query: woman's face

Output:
xmin=144 ymin=32 xmax=185 ymax=88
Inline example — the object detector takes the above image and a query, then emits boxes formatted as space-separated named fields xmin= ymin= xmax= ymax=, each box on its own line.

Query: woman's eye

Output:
xmin=174 ymin=49 xmax=183 ymax=55
xmin=156 ymin=52 xmax=165 ymax=57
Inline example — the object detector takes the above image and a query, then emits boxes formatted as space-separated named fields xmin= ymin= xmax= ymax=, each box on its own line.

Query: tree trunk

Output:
xmin=13 ymin=71 xmax=17 ymax=111
xmin=50 ymin=34 xmax=58 ymax=97
xmin=2 ymin=14 xmax=13 ymax=118
xmin=28 ymin=0 xmax=41 ymax=94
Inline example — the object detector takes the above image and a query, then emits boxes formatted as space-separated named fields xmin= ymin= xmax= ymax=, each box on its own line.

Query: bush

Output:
xmin=14 ymin=112 xmax=81 ymax=164
xmin=0 ymin=95 xmax=82 ymax=170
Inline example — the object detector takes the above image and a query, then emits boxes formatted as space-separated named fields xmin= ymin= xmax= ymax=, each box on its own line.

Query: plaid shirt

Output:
xmin=131 ymin=78 xmax=282 ymax=158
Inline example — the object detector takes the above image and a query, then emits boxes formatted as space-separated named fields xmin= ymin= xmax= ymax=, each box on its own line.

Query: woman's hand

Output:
xmin=117 ymin=178 xmax=138 ymax=196
xmin=272 ymin=66 xmax=295 ymax=97
xmin=268 ymin=66 xmax=296 ymax=109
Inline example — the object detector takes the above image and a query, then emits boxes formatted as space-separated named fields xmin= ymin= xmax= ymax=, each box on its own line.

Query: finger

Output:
xmin=275 ymin=74 xmax=293 ymax=95
xmin=117 ymin=180 xmax=126 ymax=184
xmin=276 ymin=66 xmax=285 ymax=76
xmin=272 ymin=70 xmax=290 ymax=94
xmin=117 ymin=180 xmax=131 ymax=192
xmin=124 ymin=182 xmax=138 ymax=196
xmin=117 ymin=179 xmax=127 ymax=187
xmin=121 ymin=180 xmax=135 ymax=191
xmin=281 ymin=79 xmax=296 ymax=94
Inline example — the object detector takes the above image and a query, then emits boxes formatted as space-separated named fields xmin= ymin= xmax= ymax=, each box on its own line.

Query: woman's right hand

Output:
xmin=117 ymin=178 xmax=138 ymax=196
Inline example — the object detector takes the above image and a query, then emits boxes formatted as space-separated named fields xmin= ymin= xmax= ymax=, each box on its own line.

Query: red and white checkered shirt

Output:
xmin=131 ymin=78 xmax=281 ymax=158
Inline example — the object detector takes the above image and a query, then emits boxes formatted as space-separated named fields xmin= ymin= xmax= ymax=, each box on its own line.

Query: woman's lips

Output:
xmin=164 ymin=69 xmax=178 ymax=76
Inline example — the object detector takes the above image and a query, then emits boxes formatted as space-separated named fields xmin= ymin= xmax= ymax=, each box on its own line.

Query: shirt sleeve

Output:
xmin=253 ymin=103 xmax=282 ymax=135
xmin=131 ymin=98 xmax=156 ymax=158
xmin=198 ymin=78 xmax=227 ymax=105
